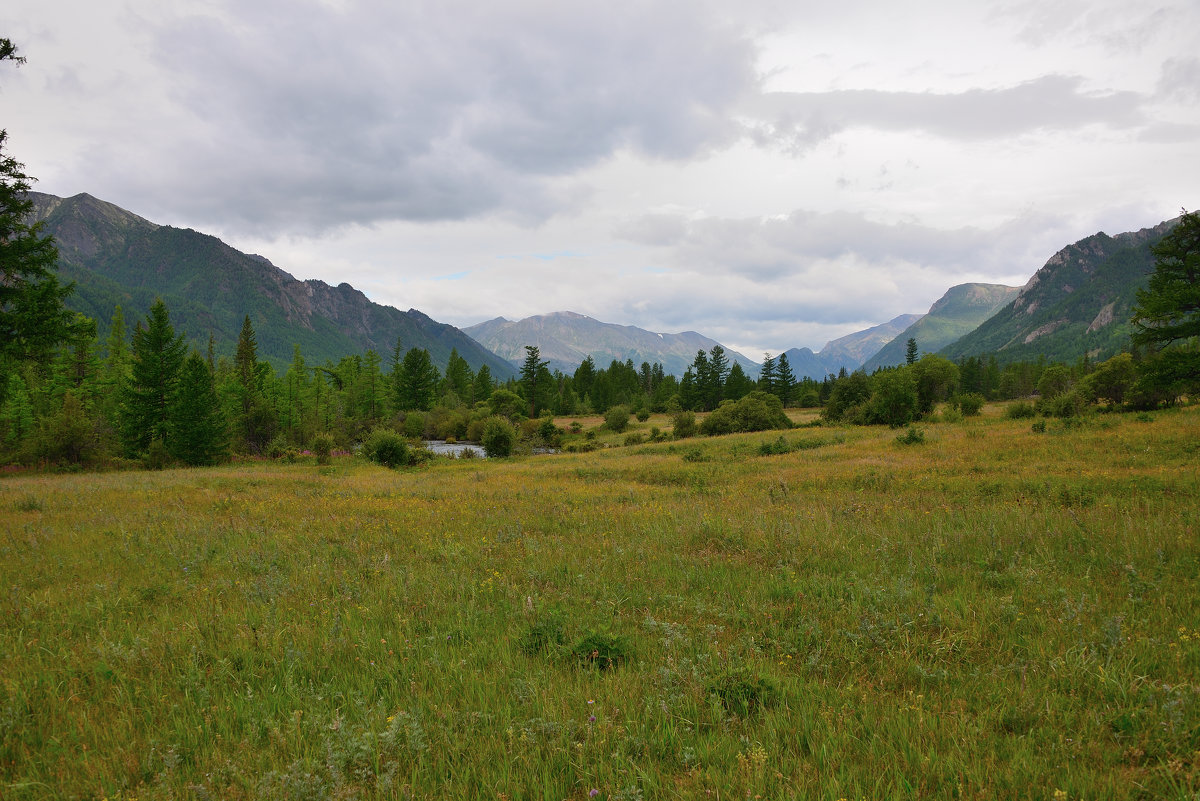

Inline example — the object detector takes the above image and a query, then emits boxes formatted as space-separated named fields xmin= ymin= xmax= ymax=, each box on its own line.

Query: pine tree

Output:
xmin=120 ymin=300 xmax=187 ymax=455
xmin=1131 ymin=209 xmax=1200 ymax=396
xmin=472 ymin=364 xmax=494 ymax=403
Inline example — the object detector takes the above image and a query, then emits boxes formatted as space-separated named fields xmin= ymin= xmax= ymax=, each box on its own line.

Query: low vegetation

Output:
xmin=3 ymin=403 xmax=1198 ymax=799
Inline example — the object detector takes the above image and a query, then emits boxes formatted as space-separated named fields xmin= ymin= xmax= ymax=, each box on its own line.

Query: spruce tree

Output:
xmin=120 ymin=299 xmax=186 ymax=455
xmin=774 ymin=352 xmax=796 ymax=407
xmin=170 ymin=351 xmax=226 ymax=465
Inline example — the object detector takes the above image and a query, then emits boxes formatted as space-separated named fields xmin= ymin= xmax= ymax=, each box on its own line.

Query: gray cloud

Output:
xmin=749 ymin=75 xmax=1144 ymax=150
xmin=84 ymin=0 xmax=759 ymax=235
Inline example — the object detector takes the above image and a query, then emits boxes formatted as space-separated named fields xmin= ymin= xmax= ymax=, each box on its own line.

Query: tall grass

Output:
xmin=2 ymin=405 xmax=1198 ymax=799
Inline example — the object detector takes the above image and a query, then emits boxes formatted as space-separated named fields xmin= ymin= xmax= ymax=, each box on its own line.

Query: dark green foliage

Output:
xmin=700 ymin=391 xmax=791 ymax=435
xmin=363 ymin=427 xmax=410 ymax=468
xmin=895 ymin=426 xmax=926 ymax=445
xmin=481 ymin=416 xmax=516 ymax=458
xmin=671 ymin=410 xmax=696 ymax=439
xmin=520 ymin=615 xmax=566 ymax=656
xmin=1080 ymin=353 xmax=1135 ymax=405
xmin=487 ymin=389 xmax=525 ymax=421
xmin=954 ymin=392 xmax=985 ymax=416
xmin=1132 ymin=210 xmax=1200 ymax=349
xmin=569 ymin=632 xmax=631 ymax=671
xmin=604 ymin=405 xmax=630 ymax=433
xmin=0 ymin=124 xmax=74 ymax=367
xmin=709 ymin=670 xmax=779 ymax=716
xmin=911 ymin=354 xmax=959 ymax=414
xmin=758 ymin=435 xmax=792 ymax=456
xmin=169 ymin=352 xmax=226 ymax=466
xmin=120 ymin=300 xmax=187 ymax=456
xmin=823 ymin=371 xmax=871 ymax=422
xmin=520 ymin=345 xmax=551 ymax=417
xmin=35 ymin=392 xmax=100 ymax=466
xmin=1005 ymin=401 xmax=1037 ymax=419
xmin=863 ymin=367 xmax=918 ymax=427
xmin=1130 ymin=210 xmax=1200 ymax=401
xmin=905 ymin=337 xmax=918 ymax=366
xmin=311 ymin=433 xmax=335 ymax=465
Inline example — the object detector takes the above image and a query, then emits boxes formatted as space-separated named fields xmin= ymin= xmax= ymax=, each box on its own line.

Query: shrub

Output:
xmin=570 ymin=632 xmax=631 ymax=671
xmin=605 ymin=405 xmax=631 ymax=433
xmin=672 ymin=410 xmax=697 ymax=439
xmin=895 ymin=426 xmax=925 ymax=445
xmin=635 ymin=408 xmax=650 ymax=423
xmin=1005 ymin=401 xmax=1036 ymax=420
xmin=363 ymin=427 xmax=410 ymax=468
xmin=144 ymin=438 xmax=173 ymax=470
xmin=758 ymin=435 xmax=792 ymax=456
xmin=623 ymin=432 xmax=645 ymax=446
xmin=520 ymin=616 xmax=566 ymax=656
xmin=537 ymin=416 xmax=559 ymax=445
xmin=701 ymin=392 xmax=791 ymax=435
xmin=311 ymin=433 xmax=335 ymax=465
xmin=709 ymin=670 xmax=779 ymax=716
xmin=481 ymin=416 xmax=517 ymax=458
xmin=956 ymin=392 xmax=985 ymax=417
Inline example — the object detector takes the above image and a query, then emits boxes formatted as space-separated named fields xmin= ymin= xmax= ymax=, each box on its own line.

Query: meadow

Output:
xmin=2 ymin=405 xmax=1198 ymax=800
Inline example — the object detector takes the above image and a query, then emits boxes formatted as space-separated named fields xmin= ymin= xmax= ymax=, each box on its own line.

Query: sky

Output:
xmin=3 ymin=0 xmax=1198 ymax=359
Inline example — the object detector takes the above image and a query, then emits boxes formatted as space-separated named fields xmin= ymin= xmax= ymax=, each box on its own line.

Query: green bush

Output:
xmin=311 ymin=433 xmax=335 ymax=465
xmin=605 ymin=405 xmax=631 ymax=433
xmin=895 ymin=426 xmax=925 ymax=445
xmin=672 ymin=410 xmax=697 ymax=439
xmin=363 ymin=427 xmax=410 ymax=468
xmin=635 ymin=408 xmax=650 ymax=423
xmin=520 ymin=615 xmax=566 ymax=656
xmin=570 ymin=632 xmax=631 ymax=671
xmin=956 ymin=392 xmax=986 ymax=417
xmin=709 ymin=670 xmax=779 ymax=716
xmin=1005 ymin=401 xmax=1036 ymax=420
xmin=701 ymin=391 xmax=791 ymax=435
xmin=481 ymin=416 xmax=517 ymax=458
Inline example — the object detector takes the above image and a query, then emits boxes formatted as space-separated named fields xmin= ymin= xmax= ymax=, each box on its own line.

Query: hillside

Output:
xmin=940 ymin=219 xmax=1177 ymax=364
xmin=28 ymin=192 xmax=515 ymax=377
xmin=815 ymin=313 xmax=924 ymax=373
xmin=464 ymin=310 xmax=758 ymax=377
xmin=862 ymin=283 xmax=1020 ymax=370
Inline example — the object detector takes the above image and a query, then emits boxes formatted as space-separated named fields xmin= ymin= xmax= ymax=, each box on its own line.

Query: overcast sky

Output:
xmin=4 ymin=0 xmax=1198 ymax=358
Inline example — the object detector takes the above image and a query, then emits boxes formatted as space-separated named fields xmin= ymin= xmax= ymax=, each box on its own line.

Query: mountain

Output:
xmin=939 ymin=219 xmax=1177 ymax=365
xmin=28 ymin=192 xmax=515 ymax=377
xmin=816 ymin=313 xmax=924 ymax=373
xmin=862 ymin=283 xmax=1021 ymax=370
xmin=463 ymin=311 xmax=758 ymax=377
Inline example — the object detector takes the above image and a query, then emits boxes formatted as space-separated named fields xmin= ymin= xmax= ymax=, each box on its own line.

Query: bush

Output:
xmin=311 ymin=433 xmax=335 ymax=465
xmin=144 ymin=438 xmax=173 ymax=470
xmin=758 ymin=435 xmax=792 ymax=456
xmin=895 ymin=426 xmax=925 ymax=445
xmin=481 ymin=416 xmax=517 ymax=458
xmin=672 ymin=410 xmax=697 ymax=439
xmin=700 ymin=392 xmax=791 ymax=435
xmin=623 ymin=432 xmax=645 ymax=446
xmin=605 ymin=405 xmax=631 ymax=433
xmin=709 ymin=670 xmax=779 ymax=716
xmin=537 ymin=415 xmax=559 ymax=445
xmin=1005 ymin=401 xmax=1036 ymax=420
xmin=955 ymin=392 xmax=985 ymax=417
xmin=520 ymin=615 xmax=566 ymax=656
xmin=569 ymin=632 xmax=631 ymax=671
xmin=363 ymin=427 xmax=410 ymax=468
xmin=635 ymin=408 xmax=650 ymax=423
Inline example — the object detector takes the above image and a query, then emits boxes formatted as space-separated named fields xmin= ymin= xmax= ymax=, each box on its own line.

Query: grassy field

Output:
xmin=2 ymin=405 xmax=1198 ymax=800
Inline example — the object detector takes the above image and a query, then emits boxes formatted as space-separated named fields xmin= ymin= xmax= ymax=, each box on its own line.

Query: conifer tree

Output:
xmin=170 ymin=351 xmax=226 ymax=465
xmin=774 ymin=352 xmax=796 ymax=406
xmin=120 ymin=299 xmax=186 ymax=455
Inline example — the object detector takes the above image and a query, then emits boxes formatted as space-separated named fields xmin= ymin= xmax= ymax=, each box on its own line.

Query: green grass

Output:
xmin=2 ymin=405 xmax=1199 ymax=799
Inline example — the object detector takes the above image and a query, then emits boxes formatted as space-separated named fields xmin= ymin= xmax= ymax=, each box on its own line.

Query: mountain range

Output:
xmin=940 ymin=219 xmax=1176 ymax=365
xmin=862 ymin=283 xmax=1021 ymax=371
xmin=464 ymin=311 xmax=759 ymax=377
xmin=28 ymin=190 xmax=1176 ymax=381
xmin=28 ymin=192 xmax=516 ymax=377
